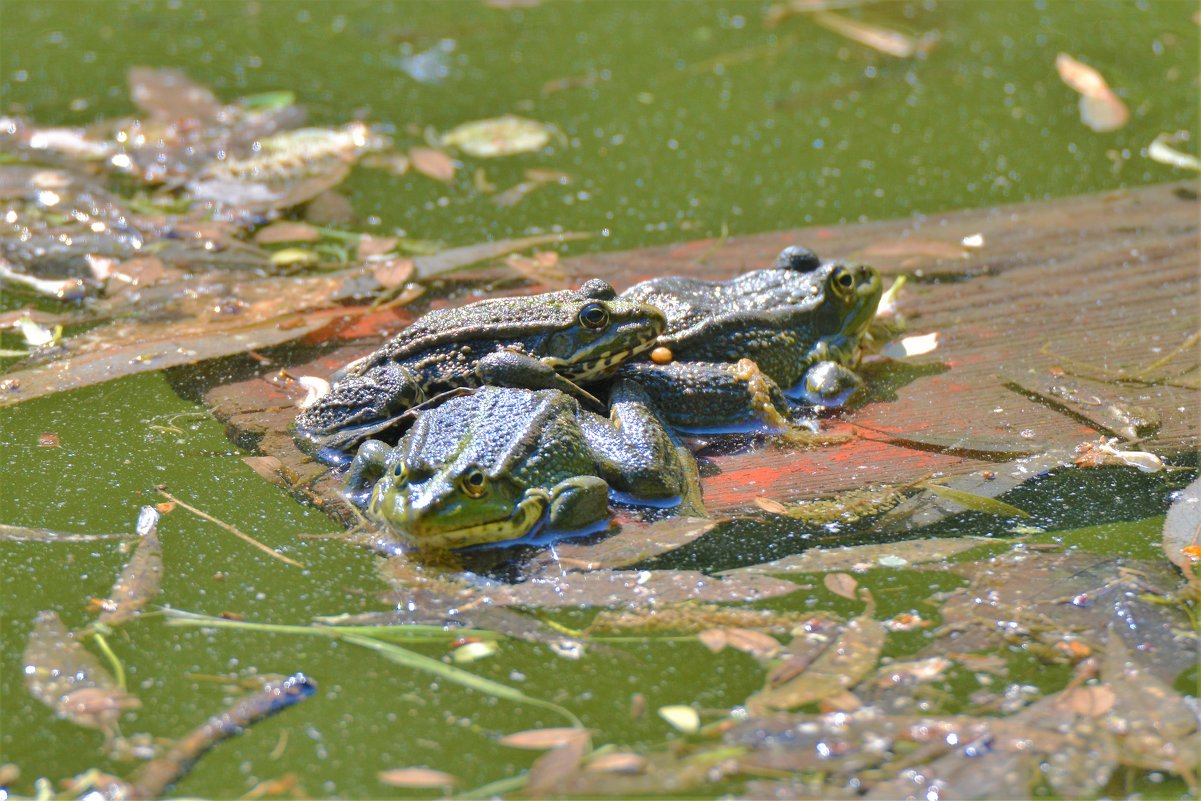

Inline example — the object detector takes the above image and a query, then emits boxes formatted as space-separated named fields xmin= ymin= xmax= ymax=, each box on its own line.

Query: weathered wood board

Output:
xmin=201 ymin=181 xmax=1200 ymax=522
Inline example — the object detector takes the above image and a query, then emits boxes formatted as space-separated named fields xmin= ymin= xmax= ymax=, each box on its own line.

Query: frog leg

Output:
xmin=344 ymin=439 xmax=394 ymax=508
xmin=475 ymin=349 xmax=605 ymax=411
xmin=615 ymin=359 xmax=794 ymax=434
xmin=294 ymin=362 xmax=426 ymax=460
xmin=545 ymin=476 xmax=612 ymax=533
xmin=579 ymin=379 xmax=708 ymax=518
xmin=800 ymin=360 xmax=864 ymax=408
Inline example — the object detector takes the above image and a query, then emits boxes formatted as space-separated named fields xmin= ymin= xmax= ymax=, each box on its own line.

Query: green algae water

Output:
xmin=2 ymin=1 xmax=1198 ymax=797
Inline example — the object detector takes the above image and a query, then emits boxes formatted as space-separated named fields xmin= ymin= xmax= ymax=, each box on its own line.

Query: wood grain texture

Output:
xmin=201 ymin=181 xmax=1200 ymax=521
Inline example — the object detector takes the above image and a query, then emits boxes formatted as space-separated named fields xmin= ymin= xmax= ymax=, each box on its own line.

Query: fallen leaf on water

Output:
xmin=1074 ymin=437 xmax=1165 ymax=472
xmin=1162 ymin=477 xmax=1201 ymax=588
xmin=128 ymin=66 xmax=222 ymax=123
xmin=920 ymin=482 xmax=1031 ymax=517
xmin=658 ymin=705 xmax=700 ymax=734
xmin=97 ymin=507 xmax=163 ymax=626
xmin=1055 ymin=53 xmax=1129 ymax=132
xmin=500 ymin=727 xmax=587 ymax=750
xmin=253 ymin=222 xmax=321 ymax=245
xmin=698 ymin=627 xmax=781 ymax=659
xmin=585 ymin=752 xmax=647 ymax=774
xmin=23 ymin=611 xmax=140 ymax=735
xmin=754 ymin=497 xmax=788 ymax=514
xmin=747 ymin=613 xmax=885 ymax=712
xmin=823 ymin=572 xmax=859 ymax=600
xmin=377 ymin=768 xmax=459 ymax=788
xmin=525 ymin=729 xmax=590 ymax=798
xmin=505 ymin=250 xmax=569 ymax=288
xmin=38 ymin=432 xmax=60 ymax=448
xmin=441 ymin=115 xmax=555 ymax=158
xmin=371 ymin=257 xmax=415 ymax=289
xmin=360 ymin=151 xmax=411 ymax=176
xmin=356 ymin=234 xmax=400 ymax=259
xmin=527 ymin=515 xmax=715 ymax=574
xmin=813 ymin=11 xmax=934 ymax=58
xmin=409 ymin=147 xmax=456 ymax=183
xmin=493 ymin=168 xmax=571 ymax=208
xmin=1148 ymin=132 xmax=1201 ymax=171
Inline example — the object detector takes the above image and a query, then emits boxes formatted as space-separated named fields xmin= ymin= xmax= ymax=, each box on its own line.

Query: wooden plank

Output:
xmin=200 ymin=181 xmax=1200 ymax=522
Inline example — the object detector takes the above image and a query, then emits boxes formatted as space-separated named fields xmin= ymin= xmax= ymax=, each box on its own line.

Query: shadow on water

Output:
xmin=648 ymin=465 xmax=1197 ymax=573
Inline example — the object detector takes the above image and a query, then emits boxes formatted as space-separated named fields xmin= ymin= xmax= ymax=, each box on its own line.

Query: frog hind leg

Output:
xmin=616 ymin=359 xmax=794 ymax=434
xmin=475 ymin=349 xmax=604 ymax=411
xmin=581 ymin=379 xmax=708 ymax=518
xmin=294 ymin=362 xmax=426 ymax=460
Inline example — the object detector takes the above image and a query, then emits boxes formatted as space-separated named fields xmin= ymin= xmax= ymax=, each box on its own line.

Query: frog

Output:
xmin=614 ymin=246 xmax=883 ymax=432
xmin=294 ymin=279 xmax=667 ymax=463
xmin=345 ymin=383 xmax=705 ymax=550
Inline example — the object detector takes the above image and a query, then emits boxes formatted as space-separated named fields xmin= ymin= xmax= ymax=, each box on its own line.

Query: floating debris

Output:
xmin=697 ymin=627 xmax=781 ymax=659
xmin=499 ymin=727 xmax=586 ymax=750
xmin=812 ymin=11 xmax=937 ymax=58
xmin=440 ymin=115 xmax=556 ymax=158
xmin=1073 ymin=437 xmax=1165 ymax=472
xmin=156 ymin=486 xmax=304 ymax=568
xmin=408 ymin=146 xmax=457 ymax=183
xmin=1055 ymin=53 xmax=1129 ymax=132
xmin=22 ymin=611 xmax=141 ymax=737
xmin=96 ymin=507 xmax=163 ymax=626
xmin=822 ymin=572 xmax=859 ymax=600
xmin=1148 ymin=131 xmax=1201 ymax=171
xmin=377 ymin=767 xmax=459 ymax=789
xmin=657 ymin=705 xmax=700 ymax=734
xmin=493 ymin=168 xmax=571 ymax=208
xmin=1162 ymin=477 xmax=1201 ymax=594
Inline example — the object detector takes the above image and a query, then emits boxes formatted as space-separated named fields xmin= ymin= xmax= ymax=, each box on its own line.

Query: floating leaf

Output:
xmin=1055 ymin=53 xmax=1129 ymax=132
xmin=823 ymin=572 xmax=859 ymax=600
xmin=441 ymin=115 xmax=555 ymax=158
xmin=657 ymin=705 xmax=700 ymax=734
xmin=698 ymin=628 xmax=781 ymax=659
xmin=525 ymin=729 xmax=590 ymax=798
xmin=1148 ymin=132 xmax=1201 ymax=172
xmin=23 ymin=611 xmax=140 ymax=735
xmin=409 ymin=146 xmax=456 ymax=182
xmin=253 ymin=222 xmax=321 ymax=244
xmin=585 ymin=752 xmax=647 ymax=774
xmin=500 ymin=727 xmax=587 ymax=750
xmin=371 ymin=257 xmax=414 ymax=289
xmin=920 ymin=482 xmax=1031 ymax=517
xmin=812 ymin=11 xmax=934 ymax=58
xmin=1162 ymin=477 xmax=1201 ymax=587
xmin=747 ymin=614 xmax=884 ymax=712
xmin=97 ymin=507 xmax=163 ymax=626
xmin=527 ymin=516 xmax=715 ymax=574
xmin=377 ymin=768 xmax=459 ymax=788
xmin=127 ymin=66 xmax=222 ymax=122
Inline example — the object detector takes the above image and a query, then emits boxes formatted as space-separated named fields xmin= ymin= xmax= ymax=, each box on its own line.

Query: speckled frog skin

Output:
xmin=616 ymin=246 xmax=883 ymax=432
xmin=345 ymin=384 xmax=704 ymax=549
xmin=294 ymin=279 xmax=666 ymax=463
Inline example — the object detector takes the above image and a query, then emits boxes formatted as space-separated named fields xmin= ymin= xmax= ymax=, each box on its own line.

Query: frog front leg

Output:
xmin=475 ymin=349 xmax=604 ymax=411
xmin=615 ymin=359 xmax=795 ymax=434
xmin=545 ymin=476 xmax=612 ymax=534
xmin=579 ymin=379 xmax=707 ymax=518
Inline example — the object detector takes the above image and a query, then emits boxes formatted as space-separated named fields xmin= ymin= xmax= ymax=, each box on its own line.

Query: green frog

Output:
xmin=616 ymin=246 xmax=883 ymax=432
xmin=295 ymin=279 xmax=666 ymax=463
xmin=346 ymin=383 xmax=705 ymax=549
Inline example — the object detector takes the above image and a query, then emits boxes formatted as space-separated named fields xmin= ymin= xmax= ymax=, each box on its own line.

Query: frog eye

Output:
xmin=460 ymin=467 xmax=488 ymax=498
xmin=832 ymin=266 xmax=856 ymax=293
xmin=393 ymin=463 xmax=411 ymax=481
xmin=579 ymin=302 xmax=610 ymax=330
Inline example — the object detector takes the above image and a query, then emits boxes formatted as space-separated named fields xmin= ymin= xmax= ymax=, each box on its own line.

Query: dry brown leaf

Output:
xmin=823 ymin=572 xmax=859 ymax=600
xmin=1055 ymin=685 xmax=1116 ymax=717
xmin=409 ymin=147 xmax=456 ymax=183
xmin=499 ymin=727 xmax=587 ymax=750
xmin=585 ymin=752 xmax=647 ymax=774
xmin=371 ymin=258 xmax=415 ymax=289
xmin=813 ymin=11 xmax=930 ymax=58
xmin=525 ymin=730 xmax=590 ymax=798
xmin=356 ymin=235 xmax=399 ymax=259
xmin=697 ymin=629 xmax=728 ymax=653
xmin=754 ymin=497 xmax=788 ymax=514
xmin=377 ymin=768 xmax=459 ymax=788
xmin=1055 ymin=53 xmax=1129 ymax=132
xmin=253 ymin=222 xmax=322 ymax=245
xmin=723 ymin=628 xmax=782 ymax=659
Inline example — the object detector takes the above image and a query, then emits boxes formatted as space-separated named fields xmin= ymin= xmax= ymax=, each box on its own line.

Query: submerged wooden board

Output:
xmin=201 ymin=181 xmax=1200 ymax=522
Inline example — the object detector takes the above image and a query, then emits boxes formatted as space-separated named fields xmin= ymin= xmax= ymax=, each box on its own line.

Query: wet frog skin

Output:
xmin=294 ymin=279 xmax=666 ymax=463
xmin=345 ymin=384 xmax=704 ymax=550
xmin=616 ymin=246 xmax=883 ymax=432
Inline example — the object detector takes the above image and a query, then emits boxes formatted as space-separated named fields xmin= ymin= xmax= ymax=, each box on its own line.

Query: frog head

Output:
xmin=537 ymin=279 xmax=666 ymax=382
xmin=811 ymin=261 xmax=883 ymax=363
xmin=368 ymin=461 xmax=552 ymax=549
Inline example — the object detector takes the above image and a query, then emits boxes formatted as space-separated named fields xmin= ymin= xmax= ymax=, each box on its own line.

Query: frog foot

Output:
xmin=732 ymin=358 xmax=795 ymax=433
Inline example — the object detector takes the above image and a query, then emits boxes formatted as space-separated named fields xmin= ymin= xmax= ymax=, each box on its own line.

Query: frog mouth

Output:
xmin=401 ymin=490 xmax=551 ymax=550
xmin=561 ymin=339 xmax=657 ymax=381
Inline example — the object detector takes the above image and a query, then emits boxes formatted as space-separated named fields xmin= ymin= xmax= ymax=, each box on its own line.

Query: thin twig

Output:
xmin=156 ymin=486 xmax=304 ymax=568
